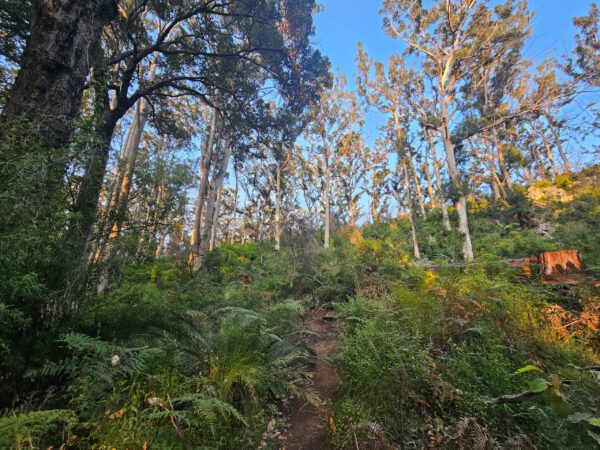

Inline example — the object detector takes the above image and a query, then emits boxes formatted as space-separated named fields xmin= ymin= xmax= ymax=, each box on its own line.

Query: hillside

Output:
xmin=2 ymin=169 xmax=598 ymax=449
xmin=1 ymin=1 xmax=599 ymax=449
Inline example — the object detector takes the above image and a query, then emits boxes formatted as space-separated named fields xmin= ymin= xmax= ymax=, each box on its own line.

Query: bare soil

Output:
xmin=283 ymin=307 xmax=340 ymax=450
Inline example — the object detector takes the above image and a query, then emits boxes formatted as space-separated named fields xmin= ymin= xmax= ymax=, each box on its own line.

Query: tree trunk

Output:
xmin=323 ymin=163 xmax=331 ymax=249
xmin=423 ymin=154 xmax=437 ymax=208
xmin=230 ymin=172 xmax=238 ymax=244
xmin=274 ymin=157 xmax=282 ymax=251
xmin=209 ymin=189 xmax=222 ymax=251
xmin=484 ymin=140 xmax=502 ymax=202
xmin=106 ymin=59 xmax=158 ymax=240
xmin=547 ymin=118 xmax=571 ymax=174
xmin=408 ymin=157 xmax=427 ymax=219
xmin=427 ymin=131 xmax=451 ymax=231
xmin=541 ymin=130 xmax=560 ymax=179
xmin=197 ymin=143 xmax=232 ymax=268
xmin=401 ymin=160 xmax=421 ymax=259
xmin=439 ymin=93 xmax=474 ymax=261
xmin=492 ymin=133 xmax=513 ymax=191
xmin=1 ymin=0 xmax=117 ymax=148
xmin=190 ymin=112 xmax=217 ymax=263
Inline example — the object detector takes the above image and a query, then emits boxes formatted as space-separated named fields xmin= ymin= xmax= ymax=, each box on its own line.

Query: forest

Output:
xmin=0 ymin=0 xmax=598 ymax=448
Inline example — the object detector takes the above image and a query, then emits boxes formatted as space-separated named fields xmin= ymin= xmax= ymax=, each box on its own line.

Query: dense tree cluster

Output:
xmin=0 ymin=1 xmax=598 ymax=448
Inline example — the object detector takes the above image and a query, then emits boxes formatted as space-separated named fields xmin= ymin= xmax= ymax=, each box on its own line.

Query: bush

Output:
xmin=0 ymin=409 xmax=77 ymax=449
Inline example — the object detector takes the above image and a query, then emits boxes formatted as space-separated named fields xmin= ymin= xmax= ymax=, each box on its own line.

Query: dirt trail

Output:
xmin=283 ymin=307 xmax=340 ymax=450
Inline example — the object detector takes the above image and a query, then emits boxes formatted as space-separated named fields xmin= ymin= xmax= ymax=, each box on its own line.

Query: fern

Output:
xmin=0 ymin=409 xmax=77 ymax=449
xmin=26 ymin=333 xmax=153 ymax=420
xmin=142 ymin=393 xmax=247 ymax=437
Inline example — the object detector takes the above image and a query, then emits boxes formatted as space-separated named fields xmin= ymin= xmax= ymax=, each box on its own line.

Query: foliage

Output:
xmin=0 ymin=409 xmax=77 ymax=450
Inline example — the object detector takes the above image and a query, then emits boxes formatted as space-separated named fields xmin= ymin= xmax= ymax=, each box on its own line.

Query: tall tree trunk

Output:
xmin=230 ymin=172 xmax=238 ymax=244
xmin=541 ymin=130 xmax=560 ymax=179
xmin=492 ymin=133 xmax=513 ymax=191
xmin=274 ymin=157 xmax=282 ymax=251
xmin=190 ymin=112 xmax=217 ymax=263
xmin=323 ymin=162 xmax=331 ymax=249
xmin=408 ymin=157 xmax=427 ymax=219
xmin=197 ymin=143 xmax=232 ymax=267
xmin=547 ymin=118 xmax=571 ymax=174
xmin=401 ymin=160 xmax=421 ymax=259
xmin=209 ymin=189 xmax=222 ymax=251
xmin=105 ymin=59 xmax=158 ymax=240
xmin=426 ymin=131 xmax=451 ymax=231
xmin=423 ymin=154 xmax=437 ymax=208
xmin=439 ymin=92 xmax=474 ymax=261
xmin=484 ymin=140 xmax=502 ymax=202
xmin=1 ymin=0 xmax=117 ymax=148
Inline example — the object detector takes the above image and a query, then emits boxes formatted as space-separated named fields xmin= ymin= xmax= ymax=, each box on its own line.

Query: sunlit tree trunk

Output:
xmin=423 ymin=154 xmax=437 ymax=209
xmin=541 ymin=130 xmax=560 ymax=179
xmin=190 ymin=112 xmax=217 ymax=264
xmin=546 ymin=117 xmax=571 ymax=174
xmin=426 ymin=131 xmax=451 ymax=231
xmin=197 ymin=143 xmax=232 ymax=267
xmin=483 ymin=140 xmax=502 ymax=202
xmin=408 ymin=158 xmax=427 ymax=219
xmin=439 ymin=90 xmax=474 ymax=261
xmin=323 ymin=159 xmax=331 ymax=249
xmin=105 ymin=59 xmax=158 ymax=239
xmin=209 ymin=189 xmax=222 ymax=251
xmin=491 ymin=133 xmax=513 ymax=191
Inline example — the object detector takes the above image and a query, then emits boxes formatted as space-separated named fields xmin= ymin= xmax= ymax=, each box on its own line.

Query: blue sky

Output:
xmin=313 ymin=0 xmax=593 ymax=81
xmin=311 ymin=0 xmax=597 ymax=162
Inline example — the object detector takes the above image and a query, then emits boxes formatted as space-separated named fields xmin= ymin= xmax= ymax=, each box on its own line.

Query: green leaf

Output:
xmin=513 ymin=365 xmax=541 ymax=375
xmin=589 ymin=418 xmax=600 ymax=427
xmin=528 ymin=378 xmax=550 ymax=393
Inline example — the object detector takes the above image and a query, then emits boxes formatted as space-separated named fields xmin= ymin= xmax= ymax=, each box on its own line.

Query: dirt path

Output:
xmin=283 ymin=307 xmax=340 ymax=450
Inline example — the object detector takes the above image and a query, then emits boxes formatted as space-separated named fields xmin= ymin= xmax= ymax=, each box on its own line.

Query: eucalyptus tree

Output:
xmin=569 ymin=3 xmax=599 ymax=88
xmin=356 ymin=47 xmax=428 ymax=218
xmin=380 ymin=0 xmax=550 ymax=261
xmin=71 ymin=0 xmax=329 ymax=259
xmin=302 ymin=75 xmax=364 ymax=249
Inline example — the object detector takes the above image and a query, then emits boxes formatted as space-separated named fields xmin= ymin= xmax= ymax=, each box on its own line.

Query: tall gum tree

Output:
xmin=70 ymin=0 xmax=330 ymax=259
xmin=302 ymin=75 xmax=364 ymax=249
xmin=381 ymin=0 xmax=542 ymax=261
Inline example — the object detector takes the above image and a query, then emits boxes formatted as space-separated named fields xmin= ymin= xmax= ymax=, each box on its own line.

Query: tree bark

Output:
xmin=408 ymin=157 xmax=427 ymax=219
xmin=491 ymin=133 xmax=513 ymax=191
xmin=1 ymin=0 xmax=117 ymax=148
xmin=541 ymin=130 xmax=560 ymax=179
xmin=274 ymin=157 xmax=282 ymax=251
xmin=401 ymin=160 xmax=421 ymax=259
xmin=427 ymin=131 xmax=451 ymax=232
xmin=323 ymin=161 xmax=331 ymax=249
xmin=483 ymin=140 xmax=502 ymax=202
xmin=439 ymin=92 xmax=474 ymax=261
xmin=190 ymin=111 xmax=217 ymax=263
xmin=546 ymin=117 xmax=571 ymax=174
xmin=230 ymin=172 xmax=238 ymax=244
xmin=106 ymin=58 xmax=158 ymax=242
xmin=423 ymin=154 xmax=437 ymax=208
xmin=197 ymin=142 xmax=231 ymax=268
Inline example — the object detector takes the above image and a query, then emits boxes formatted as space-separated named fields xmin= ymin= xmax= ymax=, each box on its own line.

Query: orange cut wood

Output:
xmin=538 ymin=250 xmax=584 ymax=283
